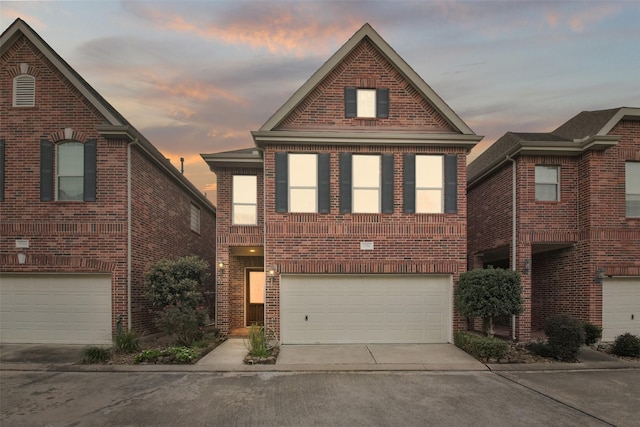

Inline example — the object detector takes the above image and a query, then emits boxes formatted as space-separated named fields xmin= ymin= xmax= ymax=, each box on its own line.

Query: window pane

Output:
xmin=416 ymin=189 xmax=443 ymax=213
xmin=58 ymin=177 xmax=83 ymax=201
xmin=290 ymin=188 xmax=316 ymax=212
xmin=57 ymin=142 xmax=84 ymax=176
xmin=535 ymin=184 xmax=557 ymax=201
xmin=233 ymin=205 xmax=256 ymax=225
xmin=353 ymin=188 xmax=380 ymax=213
xmin=416 ymin=155 xmax=443 ymax=187
xmin=353 ymin=155 xmax=380 ymax=187
xmin=190 ymin=204 xmax=200 ymax=233
xmin=289 ymin=154 xmax=317 ymax=186
xmin=535 ymin=165 xmax=558 ymax=184
xmin=249 ymin=271 xmax=265 ymax=304
xmin=627 ymin=196 xmax=640 ymax=217
xmin=233 ymin=175 xmax=257 ymax=203
xmin=356 ymin=89 xmax=376 ymax=118
xmin=627 ymin=163 xmax=640 ymax=217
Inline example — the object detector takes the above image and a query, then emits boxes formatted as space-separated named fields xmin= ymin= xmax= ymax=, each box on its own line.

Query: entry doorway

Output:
xmin=246 ymin=268 xmax=265 ymax=326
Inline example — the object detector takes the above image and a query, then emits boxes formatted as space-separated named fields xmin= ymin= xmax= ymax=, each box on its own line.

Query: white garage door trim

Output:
xmin=280 ymin=274 xmax=452 ymax=344
xmin=602 ymin=277 xmax=640 ymax=342
xmin=0 ymin=273 xmax=112 ymax=344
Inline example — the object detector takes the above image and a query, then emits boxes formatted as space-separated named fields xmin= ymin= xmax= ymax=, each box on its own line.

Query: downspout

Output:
xmin=507 ymin=155 xmax=517 ymax=340
xmin=126 ymin=141 xmax=135 ymax=331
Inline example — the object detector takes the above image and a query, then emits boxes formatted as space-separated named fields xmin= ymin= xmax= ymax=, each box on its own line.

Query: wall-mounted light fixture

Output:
xmin=268 ymin=265 xmax=276 ymax=285
xmin=594 ymin=267 xmax=605 ymax=285
xmin=217 ymin=259 xmax=224 ymax=273
xmin=522 ymin=258 xmax=531 ymax=275
xmin=17 ymin=252 xmax=26 ymax=264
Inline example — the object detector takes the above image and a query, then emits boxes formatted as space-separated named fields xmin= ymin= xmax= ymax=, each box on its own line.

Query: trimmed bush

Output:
xmin=543 ymin=314 xmax=585 ymax=361
xmin=611 ymin=333 xmax=640 ymax=357
xmin=583 ymin=322 xmax=602 ymax=345
xmin=454 ymin=331 xmax=509 ymax=361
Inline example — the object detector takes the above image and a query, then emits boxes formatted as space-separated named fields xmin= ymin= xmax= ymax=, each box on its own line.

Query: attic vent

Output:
xmin=13 ymin=74 xmax=36 ymax=107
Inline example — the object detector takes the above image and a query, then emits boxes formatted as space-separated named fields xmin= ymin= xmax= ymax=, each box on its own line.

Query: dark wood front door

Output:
xmin=246 ymin=269 xmax=265 ymax=326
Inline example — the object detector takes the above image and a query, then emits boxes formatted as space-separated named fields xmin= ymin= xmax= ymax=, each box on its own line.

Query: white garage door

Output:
xmin=280 ymin=275 xmax=451 ymax=344
xmin=602 ymin=277 xmax=640 ymax=342
xmin=0 ymin=274 xmax=112 ymax=344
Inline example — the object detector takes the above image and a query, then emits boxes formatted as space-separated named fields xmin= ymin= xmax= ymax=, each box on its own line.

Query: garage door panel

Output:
xmin=602 ymin=277 xmax=639 ymax=342
xmin=281 ymin=274 xmax=451 ymax=344
xmin=0 ymin=274 xmax=112 ymax=344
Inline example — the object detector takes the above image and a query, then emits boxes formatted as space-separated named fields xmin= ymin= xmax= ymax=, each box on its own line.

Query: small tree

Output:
xmin=145 ymin=256 xmax=210 ymax=345
xmin=455 ymin=267 xmax=523 ymax=337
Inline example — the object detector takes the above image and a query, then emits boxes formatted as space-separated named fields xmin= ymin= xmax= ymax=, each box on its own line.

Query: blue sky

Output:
xmin=2 ymin=0 xmax=639 ymax=200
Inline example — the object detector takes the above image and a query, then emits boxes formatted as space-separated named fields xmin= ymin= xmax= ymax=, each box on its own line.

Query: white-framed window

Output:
xmin=233 ymin=175 xmax=257 ymax=225
xmin=356 ymin=89 xmax=377 ymax=118
xmin=13 ymin=74 xmax=35 ymax=107
xmin=56 ymin=141 xmax=84 ymax=201
xmin=353 ymin=154 xmax=380 ymax=213
xmin=416 ymin=155 xmax=444 ymax=213
xmin=535 ymin=165 xmax=559 ymax=201
xmin=190 ymin=203 xmax=201 ymax=233
xmin=626 ymin=162 xmax=640 ymax=217
xmin=289 ymin=153 xmax=317 ymax=212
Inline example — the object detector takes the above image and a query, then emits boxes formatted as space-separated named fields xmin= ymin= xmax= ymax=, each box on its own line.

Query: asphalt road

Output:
xmin=1 ymin=370 xmax=638 ymax=426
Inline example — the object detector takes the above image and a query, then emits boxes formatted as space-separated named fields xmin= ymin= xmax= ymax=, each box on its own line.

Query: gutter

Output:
xmin=126 ymin=141 xmax=135 ymax=331
xmin=507 ymin=155 xmax=517 ymax=341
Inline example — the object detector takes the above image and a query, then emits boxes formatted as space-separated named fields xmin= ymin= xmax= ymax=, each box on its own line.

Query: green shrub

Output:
xmin=155 ymin=305 xmax=206 ymax=346
xmin=134 ymin=349 xmax=162 ymax=364
xmin=611 ymin=333 xmax=640 ymax=357
xmin=81 ymin=346 xmax=111 ymax=364
xmin=583 ymin=322 xmax=602 ymax=345
xmin=526 ymin=340 xmax=555 ymax=358
xmin=455 ymin=268 xmax=523 ymax=336
xmin=454 ymin=331 xmax=509 ymax=360
xmin=543 ymin=314 xmax=585 ymax=361
xmin=245 ymin=324 xmax=275 ymax=357
xmin=133 ymin=347 xmax=197 ymax=364
xmin=170 ymin=346 xmax=196 ymax=363
xmin=115 ymin=330 xmax=141 ymax=353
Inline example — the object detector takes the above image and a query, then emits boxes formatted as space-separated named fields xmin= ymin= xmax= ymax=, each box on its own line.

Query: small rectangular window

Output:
xmin=353 ymin=155 xmax=380 ymax=213
xmin=289 ymin=154 xmax=317 ymax=213
xmin=233 ymin=175 xmax=257 ymax=225
xmin=626 ymin=162 xmax=640 ymax=217
xmin=190 ymin=203 xmax=201 ymax=233
xmin=57 ymin=142 xmax=84 ymax=201
xmin=356 ymin=89 xmax=377 ymax=118
xmin=416 ymin=155 xmax=443 ymax=213
xmin=535 ymin=165 xmax=559 ymax=201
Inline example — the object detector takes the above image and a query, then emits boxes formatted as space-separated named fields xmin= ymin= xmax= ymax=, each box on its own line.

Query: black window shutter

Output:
xmin=376 ymin=88 xmax=389 ymax=118
xmin=403 ymin=153 xmax=416 ymax=213
xmin=444 ymin=154 xmax=458 ymax=214
xmin=318 ymin=153 xmax=330 ymax=213
xmin=83 ymin=139 xmax=97 ymax=202
xmin=381 ymin=153 xmax=394 ymax=213
xmin=345 ymin=87 xmax=357 ymax=118
xmin=40 ymin=140 xmax=53 ymax=202
xmin=339 ymin=153 xmax=352 ymax=213
xmin=0 ymin=140 xmax=4 ymax=202
xmin=275 ymin=152 xmax=288 ymax=212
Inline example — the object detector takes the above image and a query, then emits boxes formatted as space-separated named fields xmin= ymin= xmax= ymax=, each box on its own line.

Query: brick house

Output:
xmin=467 ymin=107 xmax=640 ymax=341
xmin=202 ymin=24 xmax=481 ymax=344
xmin=0 ymin=19 xmax=216 ymax=344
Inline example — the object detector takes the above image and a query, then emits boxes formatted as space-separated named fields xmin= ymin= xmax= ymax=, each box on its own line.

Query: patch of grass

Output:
xmin=81 ymin=346 xmax=111 ymax=364
xmin=245 ymin=324 xmax=275 ymax=358
xmin=115 ymin=330 xmax=141 ymax=354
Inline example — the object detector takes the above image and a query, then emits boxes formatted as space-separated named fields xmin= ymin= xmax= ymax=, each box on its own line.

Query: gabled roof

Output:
xmin=252 ymin=23 xmax=481 ymax=148
xmin=1 ymin=18 xmax=215 ymax=213
xmin=467 ymin=107 xmax=640 ymax=187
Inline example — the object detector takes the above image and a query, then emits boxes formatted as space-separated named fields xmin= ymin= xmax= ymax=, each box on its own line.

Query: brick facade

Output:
xmin=0 ymin=21 xmax=216 ymax=340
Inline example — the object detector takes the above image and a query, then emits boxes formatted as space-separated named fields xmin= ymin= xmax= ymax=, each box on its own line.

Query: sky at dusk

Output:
xmin=2 ymin=0 xmax=639 ymax=202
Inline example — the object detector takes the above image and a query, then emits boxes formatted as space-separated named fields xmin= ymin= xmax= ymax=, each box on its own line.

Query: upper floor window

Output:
xmin=415 ymin=155 xmax=444 ymax=213
xmin=190 ymin=203 xmax=201 ymax=233
xmin=13 ymin=74 xmax=35 ymax=107
xmin=626 ymin=162 xmax=640 ymax=217
xmin=353 ymin=155 xmax=381 ymax=213
xmin=344 ymin=87 xmax=389 ymax=119
xmin=57 ymin=142 xmax=84 ymax=201
xmin=289 ymin=154 xmax=317 ymax=212
xmin=232 ymin=175 xmax=257 ymax=225
xmin=535 ymin=165 xmax=559 ymax=201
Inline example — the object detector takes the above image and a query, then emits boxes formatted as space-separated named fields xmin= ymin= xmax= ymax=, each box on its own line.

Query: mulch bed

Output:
xmin=104 ymin=334 xmax=225 ymax=365
xmin=244 ymin=346 xmax=280 ymax=365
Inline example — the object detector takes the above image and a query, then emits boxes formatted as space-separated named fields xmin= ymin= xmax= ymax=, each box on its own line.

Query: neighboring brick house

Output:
xmin=467 ymin=107 xmax=640 ymax=341
xmin=202 ymin=24 xmax=481 ymax=343
xmin=0 ymin=19 xmax=216 ymax=344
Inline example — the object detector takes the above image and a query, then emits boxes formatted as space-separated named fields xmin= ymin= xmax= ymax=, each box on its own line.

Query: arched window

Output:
xmin=56 ymin=141 xmax=84 ymax=201
xmin=13 ymin=74 xmax=35 ymax=107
